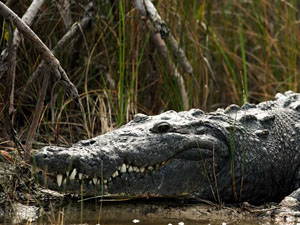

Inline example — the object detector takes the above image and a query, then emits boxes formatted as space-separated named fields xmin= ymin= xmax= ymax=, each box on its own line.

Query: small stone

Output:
xmin=132 ymin=219 xmax=140 ymax=223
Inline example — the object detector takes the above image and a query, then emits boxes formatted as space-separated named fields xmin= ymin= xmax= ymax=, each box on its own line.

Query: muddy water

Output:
xmin=45 ymin=201 xmax=265 ymax=225
xmin=0 ymin=200 xmax=285 ymax=225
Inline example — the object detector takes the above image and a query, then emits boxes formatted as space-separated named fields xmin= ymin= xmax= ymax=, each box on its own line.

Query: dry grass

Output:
xmin=0 ymin=0 xmax=299 ymax=146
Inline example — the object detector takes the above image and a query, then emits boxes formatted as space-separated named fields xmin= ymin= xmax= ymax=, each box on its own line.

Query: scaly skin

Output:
xmin=32 ymin=91 xmax=300 ymax=203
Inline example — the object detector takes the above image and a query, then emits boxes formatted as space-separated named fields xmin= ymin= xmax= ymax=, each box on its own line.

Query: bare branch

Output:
xmin=135 ymin=0 xmax=193 ymax=74
xmin=14 ymin=0 xmax=45 ymax=44
xmin=0 ymin=0 xmax=45 ymax=80
xmin=134 ymin=0 xmax=190 ymax=109
xmin=23 ymin=2 xmax=94 ymax=94
xmin=5 ymin=0 xmax=46 ymax=115
xmin=150 ymin=26 xmax=189 ymax=110
xmin=24 ymin=2 xmax=94 ymax=154
xmin=168 ymin=35 xmax=193 ymax=74
xmin=0 ymin=2 xmax=79 ymax=101
xmin=136 ymin=0 xmax=169 ymax=38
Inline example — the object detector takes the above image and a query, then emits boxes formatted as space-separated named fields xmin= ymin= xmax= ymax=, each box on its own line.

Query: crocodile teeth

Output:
xmin=57 ymin=174 xmax=63 ymax=187
xmin=93 ymin=178 xmax=97 ymax=185
xmin=54 ymin=160 xmax=169 ymax=186
xmin=112 ymin=171 xmax=119 ymax=178
xmin=147 ymin=166 xmax=154 ymax=171
xmin=69 ymin=169 xmax=77 ymax=180
xmin=120 ymin=164 xmax=127 ymax=173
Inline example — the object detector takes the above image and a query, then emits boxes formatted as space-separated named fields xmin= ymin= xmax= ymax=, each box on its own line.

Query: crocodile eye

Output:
xmin=151 ymin=122 xmax=173 ymax=133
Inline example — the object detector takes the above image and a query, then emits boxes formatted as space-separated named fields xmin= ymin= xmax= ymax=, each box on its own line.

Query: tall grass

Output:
xmin=117 ymin=0 xmax=126 ymax=126
xmin=0 ymin=0 xmax=299 ymax=145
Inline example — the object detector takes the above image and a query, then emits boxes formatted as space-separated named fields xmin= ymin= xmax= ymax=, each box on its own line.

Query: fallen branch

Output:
xmin=0 ymin=2 xmax=79 ymax=101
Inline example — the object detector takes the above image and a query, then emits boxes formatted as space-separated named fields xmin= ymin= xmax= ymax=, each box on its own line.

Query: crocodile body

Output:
xmin=32 ymin=91 xmax=300 ymax=203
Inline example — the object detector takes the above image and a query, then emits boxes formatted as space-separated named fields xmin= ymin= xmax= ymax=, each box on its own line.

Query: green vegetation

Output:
xmin=0 ymin=1 xmax=299 ymax=221
xmin=1 ymin=0 xmax=299 ymax=146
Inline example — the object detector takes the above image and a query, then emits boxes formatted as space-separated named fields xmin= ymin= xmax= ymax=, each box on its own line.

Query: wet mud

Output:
xmin=0 ymin=198 xmax=298 ymax=225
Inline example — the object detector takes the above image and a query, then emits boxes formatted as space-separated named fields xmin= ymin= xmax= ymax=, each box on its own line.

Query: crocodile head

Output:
xmin=32 ymin=109 xmax=235 ymax=200
xmin=31 ymin=92 xmax=300 ymax=203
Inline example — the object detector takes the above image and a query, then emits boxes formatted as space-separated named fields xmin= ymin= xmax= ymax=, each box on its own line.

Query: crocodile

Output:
xmin=32 ymin=91 xmax=300 ymax=204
